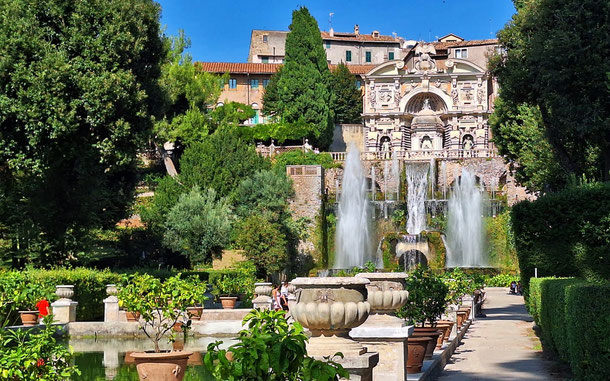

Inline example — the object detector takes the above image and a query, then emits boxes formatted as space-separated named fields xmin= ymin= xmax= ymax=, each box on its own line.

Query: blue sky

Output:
xmin=156 ymin=0 xmax=516 ymax=62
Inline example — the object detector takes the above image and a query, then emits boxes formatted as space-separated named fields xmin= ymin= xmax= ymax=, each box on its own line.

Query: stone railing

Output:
xmin=330 ymin=149 xmax=498 ymax=161
xmin=256 ymin=142 xmax=319 ymax=157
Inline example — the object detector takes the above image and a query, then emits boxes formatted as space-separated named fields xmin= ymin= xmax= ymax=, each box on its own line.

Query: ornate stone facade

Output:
xmin=362 ymin=40 xmax=498 ymax=160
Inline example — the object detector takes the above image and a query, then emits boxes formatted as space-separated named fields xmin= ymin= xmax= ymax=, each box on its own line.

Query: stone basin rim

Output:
xmin=291 ymin=277 xmax=370 ymax=286
xmin=355 ymin=272 xmax=408 ymax=280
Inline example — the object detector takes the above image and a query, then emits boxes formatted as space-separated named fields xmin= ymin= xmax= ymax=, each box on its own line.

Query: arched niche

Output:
xmin=401 ymin=87 xmax=451 ymax=114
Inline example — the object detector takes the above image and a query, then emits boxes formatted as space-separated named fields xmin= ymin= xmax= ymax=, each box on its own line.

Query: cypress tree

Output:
xmin=262 ymin=7 xmax=334 ymax=149
xmin=331 ymin=63 xmax=363 ymax=124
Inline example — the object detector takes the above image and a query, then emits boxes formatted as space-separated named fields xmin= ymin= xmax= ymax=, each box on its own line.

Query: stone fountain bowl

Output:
xmin=355 ymin=272 xmax=409 ymax=313
xmin=289 ymin=277 xmax=370 ymax=335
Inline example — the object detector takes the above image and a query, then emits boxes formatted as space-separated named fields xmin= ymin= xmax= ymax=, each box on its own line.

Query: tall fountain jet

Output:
xmin=405 ymin=163 xmax=429 ymax=235
xmin=446 ymin=169 xmax=487 ymax=267
xmin=335 ymin=144 xmax=372 ymax=268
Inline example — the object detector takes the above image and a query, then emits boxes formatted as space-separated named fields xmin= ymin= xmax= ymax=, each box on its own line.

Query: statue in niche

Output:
xmin=463 ymin=135 xmax=474 ymax=150
xmin=381 ymin=137 xmax=391 ymax=159
xmin=477 ymin=88 xmax=485 ymax=104
xmin=423 ymin=98 xmax=430 ymax=110
xmin=421 ymin=136 xmax=433 ymax=150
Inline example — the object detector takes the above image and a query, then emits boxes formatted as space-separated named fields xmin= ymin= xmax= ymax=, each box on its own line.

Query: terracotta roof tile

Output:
xmin=197 ymin=62 xmax=376 ymax=75
xmin=321 ymin=31 xmax=399 ymax=43
xmin=432 ymin=39 xmax=499 ymax=51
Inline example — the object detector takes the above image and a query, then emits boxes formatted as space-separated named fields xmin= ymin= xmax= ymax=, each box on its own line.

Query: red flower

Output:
xmin=36 ymin=358 xmax=45 ymax=367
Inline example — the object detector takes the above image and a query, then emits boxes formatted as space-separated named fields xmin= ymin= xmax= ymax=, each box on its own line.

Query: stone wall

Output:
xmin=286 ymin=165 xmax=325 ymax=254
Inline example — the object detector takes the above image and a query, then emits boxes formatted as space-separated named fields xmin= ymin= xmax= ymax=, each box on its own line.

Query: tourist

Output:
xmin=509 ymin=281 xmax=517 ymax=294
xmin=516 ymin=281 xmax=523 ymax=295
xmin=280 ymin=281 xmax=289 ymax=311
xmin=36 ymin=299 xmax=50 ymax=324
xmin=272 ymin=284 xmax=282 ymax=311
xmin=473 ymin=289 xmax=487 ymax=318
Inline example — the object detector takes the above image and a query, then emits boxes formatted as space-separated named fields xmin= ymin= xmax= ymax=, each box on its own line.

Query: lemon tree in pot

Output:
xmin=118 ymin=274 xmax=207 ymax=381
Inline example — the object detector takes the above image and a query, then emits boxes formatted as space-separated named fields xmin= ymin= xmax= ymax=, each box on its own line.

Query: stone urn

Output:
xmin=289 ymin=277 xmax=371 ymax=358
xmin=252 ymin=282 xmax=273 ymax=310
xmin=55 ymin=285 xmax=74 ymax=300
xmin=353 ymin=272 xmax=409 ymax=327
xmin=106 ymin=284 xmax=118 ymax=297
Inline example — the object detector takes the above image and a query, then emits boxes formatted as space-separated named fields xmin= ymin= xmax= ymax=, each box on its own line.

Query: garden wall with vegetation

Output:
xmin=528 ymin=277 xmax=610 ymax=380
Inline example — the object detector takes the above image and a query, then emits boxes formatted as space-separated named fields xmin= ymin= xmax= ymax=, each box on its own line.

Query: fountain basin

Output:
xmin=354 ymin=273 xmax=409 ymax=314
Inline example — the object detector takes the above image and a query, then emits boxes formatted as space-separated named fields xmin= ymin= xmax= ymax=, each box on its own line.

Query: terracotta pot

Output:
xmin=457 ymin=311 xmax=468 ymax=326
xmin=126 ymin=311 xmax=140 ymax=322
xmin=186 ymin=306 xmax=203 ymax=319
xmin=411 ymin=331 xmax=441 ymax=359
xmin=131 ymin=351 xmax=193 ymax=381
xmin=407 ymin=337 xmax=430 ymax=374
xmin=414 ymin=327 xmax=444 ymax=349
xmin=220 ymin=296 xmax=238 ymax=309
xmin=435 ymin=321 xmax=454 ymax=341
xmin=173 ymin=322 xmax=183 ymax=332
xmin=19 ymin=311 xmax=38 ymax=326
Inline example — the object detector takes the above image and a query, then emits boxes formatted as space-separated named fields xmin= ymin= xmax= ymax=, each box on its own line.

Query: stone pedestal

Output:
xmin=444 ymin=306 xmax=458 ymax=337
xmin=51 ymin=285 xmax=77 ymax=323
xmin=103 ymin=347 xmax=119 ymax=380
xmin=350 ymin=325 xmax=413 ymax=381
xmin=252 ymin=282 xmax=272 ymax=310
xmin=351 ymin=273 xmax=411 ymax=381
xmin=290 ymin=277 xmax=379 ymax=381
xmin=104 ymin=284 xmax=119 ymax=322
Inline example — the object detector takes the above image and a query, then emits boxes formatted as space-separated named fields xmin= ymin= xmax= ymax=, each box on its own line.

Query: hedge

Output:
xmin=512 ymin=182 xmax=610 ymax=292
xmin=0 ymin=268 xmax=217 ymax=322
xmin=527 ymin=277 xmax=610 ymax=380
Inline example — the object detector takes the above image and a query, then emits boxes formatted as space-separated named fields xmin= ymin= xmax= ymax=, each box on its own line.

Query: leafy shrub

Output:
xmin=118 ymin=274 xmax=208 ymax=352
xmin=527 ymin=277 xmax=610 ymax=380
xmin=209 ymin=262 xmax=258 ymax=300
xmin=235 ymin=215 xmax=288 ymax=279
xmin=397 ymin=266 xmax=449 ymax=326
xmin=512 ymin=183 xmax=610 ymax=292
xmin=204 ymin=309 xmax=348 ymax=380
xmin=163 ymin=187 xmax=232 ymax=266
xmin=484 ymin=273 xmax=520 ymax=287
xmin=485 ymin=210 xmax=518 ymax=271
xmin=273 ymin=150 xmax=339 ymax=170
xmin=0 ymin=315 xmax=80 ymax=380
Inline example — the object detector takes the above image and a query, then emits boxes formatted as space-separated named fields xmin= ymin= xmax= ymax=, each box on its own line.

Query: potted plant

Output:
xmin=397 ymin=266 xmax=449 ymax=373
xmin=212 ymin=263 xmax=257 ymax=309
xmin=13 ymin=279 xmax=54 ymax=326
xmin=118 ymin=274 xmax=208 ymax=381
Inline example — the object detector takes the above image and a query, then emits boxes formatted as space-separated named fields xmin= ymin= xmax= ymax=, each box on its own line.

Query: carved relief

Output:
xmin=414 ymin=43 xmax=437 ymax=73
xmin=378 ymin=89 xmax=392 ymax=103
xmin=394 ymin=89 xmax=402 ymax=107
xmin=477 ymin=88 xmax=485 ymax=105
xmin=369 ymin=89 xmax=376 ymax=107
xmin=314 ymin=289 xmax=336 ymax=303
xmin=451 ymin=87 xmax=459 ymax=105
xmin=461 ymin=88 xmax=474 ymax=102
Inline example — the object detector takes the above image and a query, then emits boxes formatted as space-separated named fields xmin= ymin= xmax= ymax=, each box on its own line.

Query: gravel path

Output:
xmin=437 ymin=287 xmax=563 ymax=381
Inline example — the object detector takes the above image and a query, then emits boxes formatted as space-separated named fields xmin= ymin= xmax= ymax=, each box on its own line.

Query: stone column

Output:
xmin=252 ymin=282 xmax=272 ymax=310
xmin=349 ymin=273 xmax=412 ymax=381
xmin=51 ymin=285 xmax=77 ymax=323
xmin=290 ymin=277 xmax=379 ymax=381
xmin=103 ymin=284 xmax=119 ymax=322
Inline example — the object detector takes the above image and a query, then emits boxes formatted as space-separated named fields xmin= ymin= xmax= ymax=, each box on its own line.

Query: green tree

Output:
xmin=0 ymin=0 xmax=165 ymax=264
xmin=490 ymin=0 xmax=610 ymax=181
xmin=154 ymin=32 xmax=226 ymax=145
xmin=330 ymin=63 xmax=363 ymax=124
xmin=163 ymin=187 xmax=232 ymax=265
xmin=262 ymin=7 xmax=334 ymax=149
xmin=235 ymin=215 xmax=288 ymax=278
xmin=232 ymin=170 xmax=295 ymax=219
xmin=178 ymin=127 xmax=271 ymax=199
xmin=489 ymin=97 xmax=565 ymax=192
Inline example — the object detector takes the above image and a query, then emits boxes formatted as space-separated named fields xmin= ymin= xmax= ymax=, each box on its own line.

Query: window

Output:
xmin=365 ymin=51 xmax=372 ymax=62
xmin=229 ymin=78 xmax=237 ymax=89
xmin=262 ymin=79 xmax=270 ymax=87
xmin=355 ymin=80 xmax=361 ymax=89
xmin=262 ymin=57 xmax=269 ymax=63
xmin=455 ymin=48 xmax=468 ymax=58
xmin=262 ymin=35 xmax=268 ymax=43
xmin=250 ymin=79 xmax=259 ymax=89
xmin=388 ymin=52 xmax=394 ymax=60
xmin=346 ymin=50 xmax=352 ymax=62
xmin=326 ymin=41 xmax=331 ymax=48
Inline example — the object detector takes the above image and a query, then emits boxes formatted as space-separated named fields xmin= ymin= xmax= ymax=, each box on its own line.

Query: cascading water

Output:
xmin=405 ymin=163 xmax=429 ymax=235
xmin=334 ymin=144 xmax=372 ymax=268
xmin=391 ymin=153 xmax=400 ymax=200
xmin=446 ymin=169 xmax=487 ymax=267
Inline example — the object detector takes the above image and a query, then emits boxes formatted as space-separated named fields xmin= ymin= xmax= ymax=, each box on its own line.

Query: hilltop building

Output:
xmin=248 ymin=26 xmax=410 ymax=65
